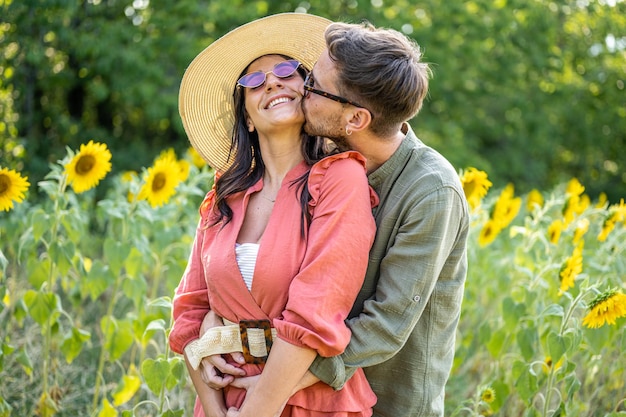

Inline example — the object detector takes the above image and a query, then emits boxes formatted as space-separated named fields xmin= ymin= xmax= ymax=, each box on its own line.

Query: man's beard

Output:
xmin=303 ymin=113 xmax=351 ymax=152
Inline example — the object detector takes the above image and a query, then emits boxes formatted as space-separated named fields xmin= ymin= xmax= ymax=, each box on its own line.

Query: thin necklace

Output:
xmin=261 ymin=189 xmax=276 ymax=203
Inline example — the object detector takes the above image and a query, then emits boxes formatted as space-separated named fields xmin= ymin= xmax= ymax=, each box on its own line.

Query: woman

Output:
xmin=169 ymin=14 xmax=377 ymax=417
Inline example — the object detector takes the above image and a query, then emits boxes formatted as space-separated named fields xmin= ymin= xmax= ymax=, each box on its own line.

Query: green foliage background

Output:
xmin=1 ymin=0 xmax=625 ymax=201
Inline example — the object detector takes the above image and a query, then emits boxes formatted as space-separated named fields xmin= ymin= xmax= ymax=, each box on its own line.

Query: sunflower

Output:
xmin=491 ymin=184 xmax=521 ymax=228
xmin=177 ymin=159 xmax=191 ymax=183
xmin=526 ymin=189 xmax=544 ymax=211
xmin=138 ymin=156 xmax=182 ymax=207
xmin=187 ymin=146 xmax=207 ymax=169
xmin=595 ymin=192 xmax=608 ymax=208
xmin=597 ymin=217 xmax=616 ymax=242
xmin=597 ymin=200 xmax=625 ymax=242
xmin=121 ymin=171 xmax=138 ymax=183
xmin=154 ymin=148 xmax=189 ymax=182
xmin=0 ymin=167 xmax=30 ymax=211
xmin=547 ymin=219 xmax=563 ymax=244
xmin=582 ymin=288 xmax=626 ymax=329
xmin=542 ymin=356 xmax=564 ymax=374
xmin=480 ymin=386 xmax=496 ymax=404
xmin=565 ymin=177 xmax=585 ymax=197
xmin=478 ymin=218 xmax=501 ymax=247
xmin=460 ymin=167 xmax=492 ymax=210
xmin=155 ymin=148 xmax=176 ymax=162
xmin=614 ymin=198 xmax=626 ymax=222
xmin=559 ymin=244 xmax=583 ymax=293
xmin=64 ymin=140 xmax=112 ymax=193
xmin=572 ymin=218 xmax=589 ymax=244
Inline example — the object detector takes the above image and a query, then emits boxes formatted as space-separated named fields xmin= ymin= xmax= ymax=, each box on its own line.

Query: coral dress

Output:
xmin=169 ymin=152 xmax=378 ymax=416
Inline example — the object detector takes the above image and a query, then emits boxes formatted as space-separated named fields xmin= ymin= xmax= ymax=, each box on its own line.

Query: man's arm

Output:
xmin=310 ymin=187 xmax=467 ymax=388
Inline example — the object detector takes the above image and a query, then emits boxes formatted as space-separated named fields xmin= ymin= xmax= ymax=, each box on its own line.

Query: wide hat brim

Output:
xmin=179 ymin=13 xmax=331 ymax=172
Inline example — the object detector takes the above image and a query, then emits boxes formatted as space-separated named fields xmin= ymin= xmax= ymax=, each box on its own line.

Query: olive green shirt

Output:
xmin=309 ymin=125 xmax=469 ymax=417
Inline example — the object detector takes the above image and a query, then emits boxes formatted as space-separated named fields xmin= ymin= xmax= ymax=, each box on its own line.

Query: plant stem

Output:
xmin=91 ymin=274 xmax=123 ymax=411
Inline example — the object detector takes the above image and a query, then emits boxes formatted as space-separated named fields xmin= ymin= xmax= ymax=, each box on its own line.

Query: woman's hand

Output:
xmin=199 ymin=354 xmax=245 ymax=389
xmin=198 ymin=310 xmax=247 ymax=389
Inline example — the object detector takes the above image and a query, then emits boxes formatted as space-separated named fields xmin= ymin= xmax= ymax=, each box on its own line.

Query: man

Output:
xmin=298 ymin=21 xmax=469 ymax=417
xmin=199 ymin=20 xmax=469 ymax=417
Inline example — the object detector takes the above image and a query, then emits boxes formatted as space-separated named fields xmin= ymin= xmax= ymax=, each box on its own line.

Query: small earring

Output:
xmin=345 ymin=127 xmax=353 ymax=136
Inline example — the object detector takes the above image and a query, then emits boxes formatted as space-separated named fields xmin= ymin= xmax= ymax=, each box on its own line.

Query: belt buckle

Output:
xmin=239 ymin=319 xmax=273 ymax=364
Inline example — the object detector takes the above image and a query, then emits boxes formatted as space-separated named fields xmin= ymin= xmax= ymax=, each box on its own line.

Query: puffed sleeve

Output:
xmin=168 ymin=191 xmax=215 ymax=354
xmin=273 ymin=151 xmax=377 ymax=357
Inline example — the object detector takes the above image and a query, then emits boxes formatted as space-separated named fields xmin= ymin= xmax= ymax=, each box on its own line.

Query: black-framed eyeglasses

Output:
xmin=237 ymin=60 xmax=302 ymax=89
xmin=304 ymin=73 xmax=372 ymax=116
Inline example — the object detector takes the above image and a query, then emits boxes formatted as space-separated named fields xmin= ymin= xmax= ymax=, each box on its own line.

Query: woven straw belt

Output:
xmin=184 ymin=319 xmax=277 ymax=369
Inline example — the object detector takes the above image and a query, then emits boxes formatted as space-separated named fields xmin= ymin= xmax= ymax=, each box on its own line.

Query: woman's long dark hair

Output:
xmin=212 ymin=57 xmax=333 ymax=235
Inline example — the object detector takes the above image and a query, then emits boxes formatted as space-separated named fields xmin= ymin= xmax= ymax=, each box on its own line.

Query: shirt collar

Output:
xmin=367 ymin=123 xmax=419 ymax=191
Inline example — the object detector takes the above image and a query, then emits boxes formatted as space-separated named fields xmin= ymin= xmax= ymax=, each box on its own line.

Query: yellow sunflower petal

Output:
xmin=583 ymin=290 xmax=626 ymax=329
xmin=460 ymin=167 xmax=492 ymax=210
xmin=478 ymin=218 xmax=501 ymax=247
xmin=64 ymin=140 xmax=112 ymax=193
xmin=138 ymin=157 xmax=182 ymax=207
xmin=0 ymin=167 xmax=30 ymax=211
xmin=526 ymin=189 xmax=544 ymax=211
xmin=559 ymin=244 xmax=583 ymax=294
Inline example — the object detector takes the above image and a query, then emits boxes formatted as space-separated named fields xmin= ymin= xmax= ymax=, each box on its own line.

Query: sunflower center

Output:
xmin=0 ymin=174 xmax=9 ymax=194
xmin=152 ymin=173 xmax=166 ymax=191
xmin=76 ymin=155 xmax=96 ymax=175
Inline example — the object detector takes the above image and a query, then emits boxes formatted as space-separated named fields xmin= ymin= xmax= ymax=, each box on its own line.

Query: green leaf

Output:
xmin=15 ymin=346 xmax=33 ymax=376
xmin=490 ymin=378 xmax=509 ymax=412
xmin=124 ymin=247 xmax=144 ymax=278
xmin=148 ymin=296 xmax=172 ymax=310
xmin=516 ymin=327 xmax=537 ymax=361
xmin=104 ymin=239 xmax=131 ymax=276
xmin=166 ymin=357 xmax=186 ymax=391
xmin=31 ymin=208 xmax=51 ymax=242
xmin=23 ymin=290 xmax=61 ymax=327
xmin=2 ymin=342 xmax=16 ymax=356
xmin=160 ymin=409 xmax=184 ymax=417
xmin=49 ymin=240 xmax=75 ymax=277
xmin=26 ymin=257 xmax=50 ymax=290
xmin=60 ymin=212 xmax=84 ymax=243
xmin=564 ymin=373 xmax=581 ymax=401
xmin=541 ymin=303 xmax=564 ymax=318
xmin=547 ymin=331 xmax=566 ymax=362
xmin=502 ymin=296 xmax=526 ymax=328
xmin=142 ymin=319 xmax=167 ymax=346
xmin=101 ymin=317 xmax=135 ymax=361
xmin=85 ymin=260 xmax=115 ymax=301
xmin=487 ymin=327 xmax=507 ymax=357
xmin=60 ymin=327 xmax=91 ymax=364
xmin=513 ymin=360 xmax=537 ymax=404
xmin=121 ymin=273 xmax=147 ymax=309
xmin=141 ymin=358 xmax=170 ymax=395
xmin=0 ymin=396 xmax=13 ymax=417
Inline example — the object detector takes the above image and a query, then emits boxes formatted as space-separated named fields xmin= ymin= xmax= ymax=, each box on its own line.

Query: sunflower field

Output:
xmin=0 ymin=143 xmax=625 ymax=417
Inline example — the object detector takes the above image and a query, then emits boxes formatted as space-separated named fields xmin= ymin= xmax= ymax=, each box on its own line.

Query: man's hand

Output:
xmin=292 ymin=371 xmax=320 ymax=394
xmin=229 ymin=375 xmax=289 ymax=417
xmin=199 ymin=354 xmax=246 ymax=389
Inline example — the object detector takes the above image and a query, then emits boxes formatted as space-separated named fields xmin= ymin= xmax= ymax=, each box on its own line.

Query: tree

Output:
xmin=1 ymin=0 xmax=624 ymax=199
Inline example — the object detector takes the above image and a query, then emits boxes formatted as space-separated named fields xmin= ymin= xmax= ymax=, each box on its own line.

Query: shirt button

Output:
xmin=413 ymin=295 xmax=421 ymax=302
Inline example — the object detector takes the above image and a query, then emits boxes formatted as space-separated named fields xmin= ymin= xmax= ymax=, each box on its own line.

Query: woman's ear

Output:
xmin=246 ymin=118 xmax=255 ymax=132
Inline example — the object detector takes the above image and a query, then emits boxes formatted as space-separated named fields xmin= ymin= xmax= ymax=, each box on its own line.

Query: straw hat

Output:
xmin=179 ymin=13 xmax=331 ymax=172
